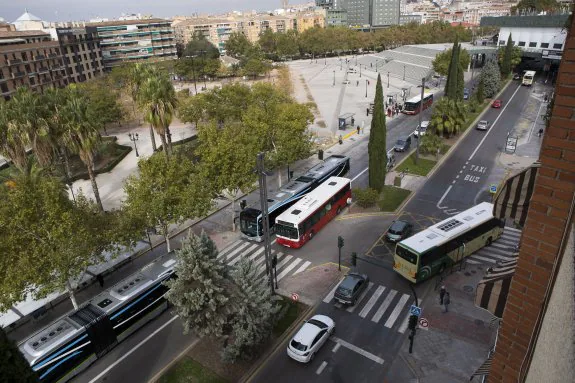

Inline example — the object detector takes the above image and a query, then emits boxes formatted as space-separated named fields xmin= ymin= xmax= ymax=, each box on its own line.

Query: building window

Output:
xmin=541 ymin=42 xmax=549 ymax=48
xmin=499 ymin=40 xmax=505 ymax=45
xmin=529 ymin=42 xmax=537 ymax=47
xmin=553 ymin=43 xmax=563 ymax=49
xmin=518 ymin=41 xmax=526 ymax=47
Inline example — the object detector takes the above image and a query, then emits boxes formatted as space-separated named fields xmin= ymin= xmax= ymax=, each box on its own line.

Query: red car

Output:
xmin=492 ymin=99 xmax=502 ymax=108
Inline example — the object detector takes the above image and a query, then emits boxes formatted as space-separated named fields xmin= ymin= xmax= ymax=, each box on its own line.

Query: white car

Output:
xmin=413 ymin=121 xmax=430 ymax=138
xmin=476 ymin=120 xmax=489 ymax=131
xmin=287 ymin=314 xmax=335 ymax=363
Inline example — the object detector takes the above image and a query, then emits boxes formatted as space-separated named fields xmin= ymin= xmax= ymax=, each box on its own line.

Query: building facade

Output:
xmin=0 ymin=30 xmax=67 ymax=100
xmin=56 ymin=28 xmax=104 ymax=83
xmin=340 ymin=0 xmax=372 ymax=26
xmin=372 ymin=0 xmax=401 ymax=26
xmin=86 ymin=19 xmax=176 ymax=70
xmin=326 ymin=9 xmax=349 ymax=26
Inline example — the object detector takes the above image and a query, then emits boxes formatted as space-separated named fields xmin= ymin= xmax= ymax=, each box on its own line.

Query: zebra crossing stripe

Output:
xmin=371 ymin=290 xmax=397 ymax=323
xmin=277 ymin=258 xmax=303 ymax=282
xmin=218 ymin=241 xmax=250 ymax=261
xmin=504 ymin=226 xmax=521 ymax=234
xmin=217 ymin=239 xmax=243 ymax=259
xmin=227 ymin=244 xmax=259 ymax=266
xmin=491 ymin=242 xmax=515 ymax=250
xmin=359 ymin=286 xmax=385 ymax=318
xmin=468 ymin=255 xmax=497 ymax=263
xmin=397 ymin=312 xmax=410 ymax=334
xmin=275 ymin=253 xmax=291 ymax=271
xmin=347 ymin=282 xmax=374 ymax=313
xmin=497 ymin=237 xmax=518 ymax=246
xmin=248 ymin=247 xmax=265 ymax=261
xmin=253 ymin=252 xmax=270 ymax=268
xmin=324 ymin=282 xmax=341 ymax=303
xmin=475 ymin=250 xmax=515 ymax=262
xmin=294 ymin=261 xmax=311 ymax=275
xmin=384 ymin=294 xmax=410 ymax=328
xmin=487 ymin=246 xmax=517 ymax=256
xmin=466 ymin=259 xmax=481 ymax=265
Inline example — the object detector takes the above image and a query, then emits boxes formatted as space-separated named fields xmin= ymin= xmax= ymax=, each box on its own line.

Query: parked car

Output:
xmin=287 ymin=315 xmax=335 ymax=363
xmin=394 ymin=135 xmax=412 ymax=152
xmin=476 ymin=120 xmax=489 ymax=131
xmin=342 ymin=80 xmax=350 ymax=84
xmin=463 ymin=88 xmax=470 ymax=100
xmin=334 ymin=272 xmax=369 ymax=305
xmin=513 ymin=73 xmax=521 ymax=80
xmin=492 ymin=99 xmax=502 ymax=108
xmin=387 ymin=152 xmax=396 ymax=170
xmin=385 ymin=220 xmax=413 ymax=243
xmin=413 ymin=121 xmax=430 ymax=138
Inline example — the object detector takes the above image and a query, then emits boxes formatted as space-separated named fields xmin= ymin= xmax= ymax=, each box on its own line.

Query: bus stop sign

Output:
xmin=490 ymin=184 xmax=497 ymax=194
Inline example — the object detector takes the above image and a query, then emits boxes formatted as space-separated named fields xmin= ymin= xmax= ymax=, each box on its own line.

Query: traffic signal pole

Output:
xmin=257 ymin=153 xmax=274 ymax=294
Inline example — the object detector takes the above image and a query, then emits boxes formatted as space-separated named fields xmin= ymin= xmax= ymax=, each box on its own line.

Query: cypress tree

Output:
xmin=446 ymin=38 xmax=460 ymax=99
xmin=475 ymin=78 xmax=485 ymax=104
xmin=456 ymin=60 xmax=465 ymax=100
xmin=0 ymin=327 xmax=38 ymax=382
xmin=368 ymin=74 xmax=387 ymax=192
xmin=501 ymin=34 xmax=513 ymax=78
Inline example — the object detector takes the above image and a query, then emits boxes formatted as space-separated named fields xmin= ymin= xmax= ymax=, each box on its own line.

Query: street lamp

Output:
xmin=365 ymin=79 xmax=368 ymax=98
xmin=333 ymin=70 xmax=335 ymax=86
xmin=403 ymin=65 xmax=406 ymax=81
xmin=128 ymin=132 xmax=140 ymax=157
xmin=387 ymin=72 xmax=390 ymax=88
xmin=360 ymin=65 xmax=362 ymax=78
xmin=199 ymin=50 xmax=207 ymax=90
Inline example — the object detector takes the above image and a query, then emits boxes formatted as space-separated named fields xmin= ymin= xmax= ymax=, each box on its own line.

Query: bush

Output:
xmin=479 ymin=59 xmax=501 ymax=98
xmin=419 ymin=133 xmax=444 ymax=155
xmin=353 ymin=188 xmax=379 ymax=208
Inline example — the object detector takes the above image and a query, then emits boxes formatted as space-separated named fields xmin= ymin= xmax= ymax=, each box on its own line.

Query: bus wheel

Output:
xmin=486 ymin=237 xmax=492 ymax=247
xmin=337 ymin=206 xmax=342 ymax=215
xmin=309 ymin=231 xmax=314 ymax=240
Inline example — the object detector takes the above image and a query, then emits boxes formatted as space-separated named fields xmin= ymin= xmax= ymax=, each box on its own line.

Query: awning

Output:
xmin=475 ymin=259 xmax=517 ymax=318
xmin=492 ymin=162 xmax=540 ymax=227
xmin=470 ymin=353 xmax=494 ymax=380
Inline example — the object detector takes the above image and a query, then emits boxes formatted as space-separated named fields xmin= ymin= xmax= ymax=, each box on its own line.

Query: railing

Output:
xmin=12 ymin=72 xmax=25 ymax=78
xmin=7 ymin=58 xmax=22 ymax=65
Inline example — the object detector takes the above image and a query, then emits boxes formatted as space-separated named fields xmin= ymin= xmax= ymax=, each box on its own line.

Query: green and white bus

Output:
xmin=393 ymin=202 xmax=505 ymax=283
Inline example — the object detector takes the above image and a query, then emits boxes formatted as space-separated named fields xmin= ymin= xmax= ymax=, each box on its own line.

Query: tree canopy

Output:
xmin=368 ymin=74 xmax=386 ymax=191
xmin=432 ymin=46 xmax=471 ymax=77
xmin=498 ymin=39 xmax=522 ymax=75
xmin=479 ymin=59 xmax=502 ymax=98
xmin=0 ymin=327 xmax=37 ymax=382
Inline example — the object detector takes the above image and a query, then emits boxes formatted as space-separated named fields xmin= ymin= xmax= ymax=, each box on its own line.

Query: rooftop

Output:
xmin=481 ymin=14 xmax=570 ymax=28
xmin=14 ymin=9 xmax=42 ymax=23
xmin=85 ymin=18 xmax=170 ymax=27
xmin=0 ymin=30 xmax=50 ymax=39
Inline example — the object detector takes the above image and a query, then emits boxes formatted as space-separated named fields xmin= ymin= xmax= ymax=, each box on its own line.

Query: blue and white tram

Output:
xmin=18 ymin=253 xmax=177 ymax=383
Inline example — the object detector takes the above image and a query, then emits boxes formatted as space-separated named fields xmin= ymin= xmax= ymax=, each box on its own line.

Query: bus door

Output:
xmin=455 ymin=242 xmax=466 ymax=264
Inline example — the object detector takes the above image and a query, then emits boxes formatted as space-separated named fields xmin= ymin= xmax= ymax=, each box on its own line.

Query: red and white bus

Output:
xmin=402 ymin=92 xmax=433 ymax=115
xmin=275 ymin=177 xmax=351 ymax=249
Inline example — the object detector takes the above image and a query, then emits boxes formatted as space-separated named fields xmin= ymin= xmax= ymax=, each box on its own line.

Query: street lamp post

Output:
xmin=403 ymin=65 xmax=406 ymax=81
xmin=200 ymin=50 xmax=207 ymax=90
xmin=365 ymin=79 xmax=368 ymax=98
xmin=387 ymin=72 xmax=390 ymax=88
xmin=333 ymin=70 xmax=335 ymax=86
xmin=128 ymin=132 xmax=140 ymax=157
xmin=360 ymin=65 xmax=362 ymax=78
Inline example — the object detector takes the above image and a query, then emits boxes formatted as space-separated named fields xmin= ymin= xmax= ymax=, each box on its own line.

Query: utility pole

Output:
xmin=387 ymin=72 xmax=390 ymax=88
xmin=256 ymin=153 xmax=274 ymax=294
xmin=365 ymin=79 xmax=368 ymax=98
xmin=333 ymin=70 xmax=335 ymax=86
xmin=416 ymin=77 xmax=425 ymax=165
xmin=408 ymin=284 xmax=419 ymax=354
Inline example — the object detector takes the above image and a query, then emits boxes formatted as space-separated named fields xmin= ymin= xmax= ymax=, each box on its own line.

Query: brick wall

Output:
xmin=489 ymin=12 xmax=575 ymax=383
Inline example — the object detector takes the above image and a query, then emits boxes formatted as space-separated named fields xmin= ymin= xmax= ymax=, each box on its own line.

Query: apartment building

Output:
xmin=296 ymin=12 xmax=326 ymax=32
xmin=173 ymin=18 xmax=241 ymax=53
xmin=85 ymin=19 xmax=176 ymax=70
xmin=0 ymin=30 xmax=67 ymax=100
xmin=56 ymin=27 xmax=104 ymax=83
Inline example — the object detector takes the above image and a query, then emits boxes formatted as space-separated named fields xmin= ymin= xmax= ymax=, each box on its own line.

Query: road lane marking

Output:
xmin=347 ymin=282 xmax=374 ymax=313
xmin=294 ymin=261 xmax=311 ymax=275
xmin=384 ymin=294 xmax=410 ymax=328
xmin=323 ymin=282 xmax=341 ymax=303
xmin=227 ymin=243 xmax=259 ymax=266
xmin=316 ymin=361 xmax=328 ymax=375
xmin=372 ymin=290 xmax=397 ymax=323
xmin=277 ymin=258 xmax=302 ymax=281
xmin=274 ymin=253 xmax=291 ymax=270
xmin=331 ymin=336 xmax=384 ymax=364
xmin=468 ymin=255 xmax=497 ymax=263
xmin=468 ymin=85 xmax=522 ymax=161
xmin=88 ymin=315 xmax=180 ymax=383
xmin=528 ymin=101 xmax=546 ymax=141
xmin=332 ymin=343 xmax=341 ymax=352
xmin=351 ymin=167 xmax=369 ymax=182
xmin=218 ymin=241 xmax=250 ymax=260
xmin=217 ymin=240 xmax=243 ymax=258
xmin=398 ymin=312 xmax=410 ymax=334
xmin=248 ymin=246 xmax=265 ymax=261
xmin=436 ymin=185 xmax=453 ymax=208
xmin=359 ymin=286 xmax=386 ymax=318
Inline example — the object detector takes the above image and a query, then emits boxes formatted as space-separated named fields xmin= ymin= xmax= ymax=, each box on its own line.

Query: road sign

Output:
xmin=490 ymin=184 xmax=497 ymax=194
xmin=410 ymin=304 xmax=422 ymax=317
xmin=291 ymin=292 xmax=299 ymax=302
xmin=418 ymin=317 xmax=429 ymax=330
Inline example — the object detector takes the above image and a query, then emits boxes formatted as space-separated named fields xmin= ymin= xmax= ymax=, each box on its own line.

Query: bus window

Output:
xmin=396 ymin=246 xmax=417 ymax=264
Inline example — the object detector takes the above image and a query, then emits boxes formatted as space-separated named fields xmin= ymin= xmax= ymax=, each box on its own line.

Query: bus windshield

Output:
xmin=275 ymin=223 xmax=299 ymax=239
xmin=396 ymin=245 xmax=418 ymax=265
xmin=404 ymin=101 xmax=419 ymax=112
xmin=239 ymin=208 xmax=260 ymax=237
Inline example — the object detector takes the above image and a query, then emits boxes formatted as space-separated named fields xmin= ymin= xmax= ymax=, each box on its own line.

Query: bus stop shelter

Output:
xmin=338 ymin=113 xmax=355 ymax=130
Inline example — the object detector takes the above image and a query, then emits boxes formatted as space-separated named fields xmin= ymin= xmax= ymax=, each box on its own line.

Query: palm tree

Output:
xmin=60 ymin=88 xmax=104 ymax=211
xmin=138 ymin=71 xmax=178 ymax=159
xmin=43 ymin=87 xmax=73 ymax=178
xmin=127 ymin=63 xmax=157 ymax=152
xmin=430 ymin=98 xmax=467 ymax=138
xmin=0 ymin=99 xmax=30 ymax=174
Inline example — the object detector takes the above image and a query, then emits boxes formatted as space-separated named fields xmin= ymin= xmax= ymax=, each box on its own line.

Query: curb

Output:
xmin=147 ymin=337 xmax=201 ymax=383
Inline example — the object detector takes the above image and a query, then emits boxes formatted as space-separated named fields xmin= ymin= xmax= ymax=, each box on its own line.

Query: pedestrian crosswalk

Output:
xmin=217 ymin=239 xmax=312 ymax=282
xmin=323 ymin=282 xmax=413 ymax=333
xmin=466 ymin=226 xmax=522 ymax=266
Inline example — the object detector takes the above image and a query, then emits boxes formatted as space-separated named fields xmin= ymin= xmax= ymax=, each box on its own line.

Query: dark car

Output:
xmin=385 ymin=220 xmax=413 ymax=243
xmin=394 ymin=136 xmax=412 ymax=152
xmin=463 ymin=88 xmax=470 ymax=100
xmin=513 ymin=73 xmax=521 ymax=80
xmin=334 ymin=272 xmax=369 ymax=305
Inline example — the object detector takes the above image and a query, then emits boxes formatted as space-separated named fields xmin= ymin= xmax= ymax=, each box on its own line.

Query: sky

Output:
xmin=1 ymin=0 xmax=284 ymax=23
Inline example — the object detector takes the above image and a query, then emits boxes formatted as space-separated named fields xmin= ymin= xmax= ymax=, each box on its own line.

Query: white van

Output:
xmin=413 ymin=121 xmax=430 ymax=138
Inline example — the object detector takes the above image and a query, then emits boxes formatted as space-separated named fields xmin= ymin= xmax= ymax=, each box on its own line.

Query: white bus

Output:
xmin=522 ymin=71 xmax=536 ymax=86
xmin=393 ymin=202 xmax=505 ymax=283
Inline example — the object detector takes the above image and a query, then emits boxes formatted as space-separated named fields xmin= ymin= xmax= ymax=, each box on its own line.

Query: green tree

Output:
xmin=497 ymin=43 xmax=522 ymax=74
xmin=182 ymin=33 xmax=221 ymax=60
xmin=178 ymin=93 xmax=207 ymax=128
xmin=512 ymin=0 xmax=561 ymax=14
xmin=368 ymin=74 xmax=387 ymax=191
xmin=0 ymin=97 xmax=31 ymax=174
xmin=258 ymin=29 xmax=277 ymax=55
xmin=430 ymin=98 xmax=467 ymax=138
xmin=432 ymin=46 xmax=470 ymax=77
xmin=242 ymin=57 xmax=269 ymax=79
xmin=164 ymin=232 xmax=232 ymax=337
xmin=500 ymin=34 xmax=513 ymax=77
xmin=276 ymin=30 xmax=299 ymax=58
xmin=418 ymin=133 xmax=444 ymax=156
xmin=445 ymin=38 xmax=460 ymax=100
xmin=225 ymin=32 xmax=253 ymax=58
xmin=456 ymin=62 xmax=465 ymax=100
xmin=78 ymin=78 xmax=125 ymax=135
xmin=122 ymin=154 xmax=213 ymax=252
xmin=124 ymin=63 xmax=157 ymax=151
xmin=222 ymin=258 xmax=281 ymax=362
xmin=0 ymin=327 xmax=38 ymax=382
xmin=480 ymin=59 xmax=501 ymax=98
xmin=475 ymin=78 xmax=486 ymax=104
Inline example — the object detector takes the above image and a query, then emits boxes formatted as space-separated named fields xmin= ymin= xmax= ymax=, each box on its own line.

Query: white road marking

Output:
xmin=504 ymin=226 xmax=522 ymax=234
xmin=323 ymin=282 xmax=341 ymax=303
xmin=332 ymin=342 xmax=341 ymax=352
xmin=468 ymin=255 xmax=498 ymax=263
xmin=351 ymin=167 xmax=369 ymax=182
xmin=436 ymin=185 xmax=453 ymax=208
xmin=248 ymin=246 xmax=265 ymax=261
xmin=331 ymin=336 xmax=385 ymax=364
xmin=316 ymin=361 xmax=328 ymax=375
xmin=372 ymin=290 xmax=397 ymax=323
xmin=466 ymin=259 xmax=481 ymax=265
xmin=294 ymin=261 xmax=311 ymax=275
xmin=218 ymin=241 xmax=250 ymax=261
xmin=528 ymin=101 xmax=546 ymax=141
xmin=398 ymin=312 xmax=410 ymax=334
xmin=347 ymin=282 xmax=374 ymax=313
xmin=275 ymin=253 xmax=291 ymax=270
xmin=277 ymin=258 xmax=302 ymax=282
xmin=227 ymin=243 xmax=259 ymax=266
xmin=88 ymin=315 xmax=180 ymax=383
xmin=468 ymin=85 xmax=523 ymax=161
xmin=217 ymin=240 xmax=243 ymax=258
xmin=359 ymin=286 xmax=385 ymax=318
xmin=384 ymin=294 xmax=410 ymax=328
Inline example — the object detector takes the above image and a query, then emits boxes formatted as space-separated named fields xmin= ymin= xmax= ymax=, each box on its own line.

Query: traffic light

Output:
xmin=408 ymin=315 xmax=418 ymax=331
xmin=337 ymin=236 xmax=344 ymax=248
xmin=351 ymin=252 xmax=357 ymax=267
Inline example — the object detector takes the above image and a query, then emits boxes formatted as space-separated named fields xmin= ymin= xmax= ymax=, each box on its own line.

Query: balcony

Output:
xmin=12 ymin=71 xmax=25 ymax=79
xmin=38 ymin=67 xmax=50 ymax=74
xmin=34 ymin=54 xmax=46 ymax=61
xmin=8 ymin=58 xmax=22 ymax=65
xmin=48 ymin=53 xmax=59 ymax=58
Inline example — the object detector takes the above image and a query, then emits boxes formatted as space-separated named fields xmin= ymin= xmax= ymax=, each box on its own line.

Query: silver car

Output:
xmin=477 ymin=120 xmax=489 ymax=131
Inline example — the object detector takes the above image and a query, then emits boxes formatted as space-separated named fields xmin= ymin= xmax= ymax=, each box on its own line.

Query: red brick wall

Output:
xmin=489 ymin=13 xmax=575 ymax=383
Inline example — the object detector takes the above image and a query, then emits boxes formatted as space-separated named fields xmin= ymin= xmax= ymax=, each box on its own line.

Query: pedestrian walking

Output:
xmin=96 ymin=274 xmax=104 ymax=288
xmin=538 ymin=128 xmax=543 ymax=137
xmin=357 ymin=125 xmax=360 ymax=135
xmin=439 ymin=286 xmax=446 ymax=304
xmin=357 ymin=80 xmax=359 ymax=86
xmin=443 ymin=292 xmax=451 ymax=313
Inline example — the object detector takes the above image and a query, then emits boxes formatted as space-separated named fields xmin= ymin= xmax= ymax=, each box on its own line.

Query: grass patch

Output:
xmin=157 ymin=357 xmax=227 ymax=383
xmin=378 ymin=185 xmax=411 ymax=212
xmin=395 ymin=152 xmax=436 ymax=176
xmin=273 ymin=300 xmax=302 ymax=337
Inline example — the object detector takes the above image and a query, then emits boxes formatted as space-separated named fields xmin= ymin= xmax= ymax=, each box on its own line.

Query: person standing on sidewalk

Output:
xmin=439 ymin=286 xmax=446 ymax=304
xmin=443 ymin=292 xmax=451 ymax=313
xmin=357 ymin=126 xmax=360 ymax=135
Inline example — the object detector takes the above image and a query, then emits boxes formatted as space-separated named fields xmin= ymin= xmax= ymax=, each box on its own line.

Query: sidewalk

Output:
xmin=386 ymin=265 xmax=497 ymax=382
